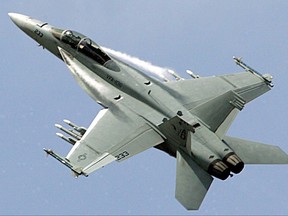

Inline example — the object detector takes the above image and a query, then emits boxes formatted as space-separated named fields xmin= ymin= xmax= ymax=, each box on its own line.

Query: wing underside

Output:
xmin=47 ymin=47 xmax=165 ymax=176
xmin=65 ymin=106 xmax=164 ymax=176
xmin=46 ymin=49 xmax=279 ymax=211
xmin=165 ymin=71 xmax=272 ymax=137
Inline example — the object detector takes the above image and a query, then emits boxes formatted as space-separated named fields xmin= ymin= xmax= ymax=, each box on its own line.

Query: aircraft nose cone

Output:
xmin=8 ymin=13 xmax=29 ymax=28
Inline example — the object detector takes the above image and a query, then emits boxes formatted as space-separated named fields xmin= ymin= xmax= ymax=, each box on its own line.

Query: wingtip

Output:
xmin=43 ymin=148 xmax=51 ymax=157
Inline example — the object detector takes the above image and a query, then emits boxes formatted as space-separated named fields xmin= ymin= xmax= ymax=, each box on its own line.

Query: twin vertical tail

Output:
xmin=175 ymin=133 xmax=288 ymax=210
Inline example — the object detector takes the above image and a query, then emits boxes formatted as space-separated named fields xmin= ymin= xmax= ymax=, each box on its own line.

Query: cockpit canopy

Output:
xmin=60 ymin=30 xmax=120 ymax=72
xmin=61 ymin=30 xmax=83 ymax=49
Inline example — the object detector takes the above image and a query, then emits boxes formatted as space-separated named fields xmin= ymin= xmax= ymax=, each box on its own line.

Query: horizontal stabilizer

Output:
xmin=175 ymin=150 xmax=213 ymax=210
xmin=224 ymin=136 xmax=288 ymax=164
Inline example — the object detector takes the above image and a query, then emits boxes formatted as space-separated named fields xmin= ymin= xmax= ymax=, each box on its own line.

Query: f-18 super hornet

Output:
xmin=9 ymin=13 xmax=288 ymax=210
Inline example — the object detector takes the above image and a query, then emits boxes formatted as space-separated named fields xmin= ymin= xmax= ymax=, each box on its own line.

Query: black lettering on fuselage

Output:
xmin=106 ymin=75 xmax=123 ymax=88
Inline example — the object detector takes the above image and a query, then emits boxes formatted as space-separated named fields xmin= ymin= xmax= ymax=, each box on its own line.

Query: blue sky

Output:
xmin=1 ymin=1 xmax=288 ymax=215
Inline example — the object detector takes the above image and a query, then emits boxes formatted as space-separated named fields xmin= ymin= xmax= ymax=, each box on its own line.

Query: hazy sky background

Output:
xmin=1 ymin=1 xmax=288 ymax=215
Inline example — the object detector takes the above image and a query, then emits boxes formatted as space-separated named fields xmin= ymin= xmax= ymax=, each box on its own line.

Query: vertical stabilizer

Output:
xmin=175 ymin=150 xmax=213 ymax=210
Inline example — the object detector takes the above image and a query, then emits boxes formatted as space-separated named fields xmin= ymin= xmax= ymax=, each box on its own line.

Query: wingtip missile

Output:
xmin=233 ymin=56 xmax=242 ymax=63
xmin=43 ymin=148 xmax=52 ymax=157
xmin=43 ymin=148 xmax=88 ymax=177
xmin=233 ymin=56 xmax=273 ymax=87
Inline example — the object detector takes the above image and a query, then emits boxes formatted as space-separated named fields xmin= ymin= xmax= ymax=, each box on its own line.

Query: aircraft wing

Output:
xmin=65 ymin=106 xmax=164 ymax=176
xmin=46 ymin=47 xmax=164 ymax=176
xmin=166 ymin=71 xmax=272 ymax=137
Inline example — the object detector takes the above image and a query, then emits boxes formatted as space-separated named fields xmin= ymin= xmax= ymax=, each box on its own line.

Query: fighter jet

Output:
xmin=9 ymin=13 xmax=288 ymax=210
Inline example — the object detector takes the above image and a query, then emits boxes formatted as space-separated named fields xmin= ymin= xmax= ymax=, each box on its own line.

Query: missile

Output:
xmin=55 ymin=124 xmax=82 ymax=140
xmin=167 ymin=69 xmax=184 ymax=81
xmin=56 ymin=132 xmax=76 ymax=145
xmin=43 ymin=148 xmax=88 ymax=177
xmin=63 ymin=119 xmax=77 ymax=128
xmin=44 ymin=148 xmax=68 ymax=164
xmin=44 ymin=148 xmax=52 ymax=157
xmin=63 ymin=119 xmax=87 ymax=135
xmin=186 ymin=70 xmax=200 ymax=79
xmin=232 ymin=56 xmax=242 ymax=64
xmin=233 ymin=56 xmax=273 ymax=87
